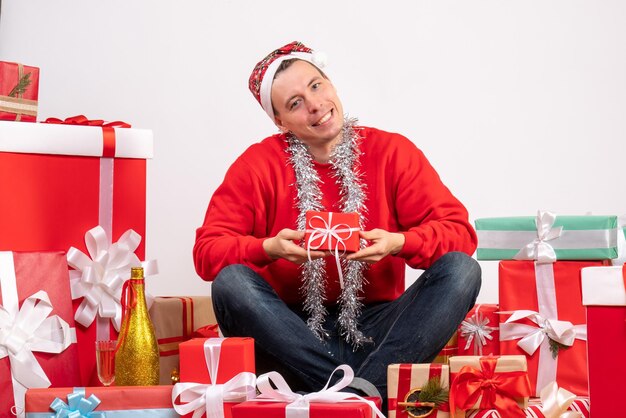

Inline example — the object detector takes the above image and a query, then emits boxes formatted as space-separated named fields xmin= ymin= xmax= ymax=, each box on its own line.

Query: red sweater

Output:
xmin=194 ymin=127 xmax=477 ymax=305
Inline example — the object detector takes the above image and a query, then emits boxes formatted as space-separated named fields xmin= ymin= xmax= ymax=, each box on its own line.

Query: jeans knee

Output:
xmin=439 ymin=251 xmax=482 ymax=297
xmin=212 ymin=264 xmax=252 ymax=305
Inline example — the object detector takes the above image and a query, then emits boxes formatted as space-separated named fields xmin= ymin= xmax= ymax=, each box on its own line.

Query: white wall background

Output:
xmin=1 ymin=1 xmax=624 ymax=303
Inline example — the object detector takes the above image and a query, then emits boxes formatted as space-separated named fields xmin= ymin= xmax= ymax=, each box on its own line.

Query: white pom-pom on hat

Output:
xmin=311 ymin=51 xmax=328 ymax=69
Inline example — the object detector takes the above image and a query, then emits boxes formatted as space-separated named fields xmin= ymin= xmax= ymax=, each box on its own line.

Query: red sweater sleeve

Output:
xmin=389 ymin=134 xmax=477 ymax=268
xmin=193 ymin=153 xmax=273 ymax=281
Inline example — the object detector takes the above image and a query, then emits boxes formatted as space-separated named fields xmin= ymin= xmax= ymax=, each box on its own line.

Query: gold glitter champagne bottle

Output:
xmin=114 ymin=267 xmax=159 ymax=385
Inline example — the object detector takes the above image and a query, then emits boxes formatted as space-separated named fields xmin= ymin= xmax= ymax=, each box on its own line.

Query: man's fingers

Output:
xmin=279 ymin=228 xmax=305 ymax=240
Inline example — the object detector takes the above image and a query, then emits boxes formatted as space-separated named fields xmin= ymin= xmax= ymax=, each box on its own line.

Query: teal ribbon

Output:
xmin=49 ymin=388 xmax=105 ymax=418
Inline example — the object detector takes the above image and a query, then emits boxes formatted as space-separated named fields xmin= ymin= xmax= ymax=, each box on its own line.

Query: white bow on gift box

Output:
xmin=514 ymin=210 xmax=563 ymax=264
xmin=172 ymin=338 xmax=257 ymax=418
xmin=0 ymin=252 xmax=75 ymax=418
xmin=254 ymin=364 xmax=386 ymax=418
xmin=537 ymin=382 xmax=582 ymax=418
xmin=66 ymin=225 xmax=157 ymax=339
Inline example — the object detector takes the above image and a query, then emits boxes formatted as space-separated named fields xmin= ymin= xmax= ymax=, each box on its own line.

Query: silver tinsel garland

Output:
xmin=286 ymin=117 xmax=371 ymax=347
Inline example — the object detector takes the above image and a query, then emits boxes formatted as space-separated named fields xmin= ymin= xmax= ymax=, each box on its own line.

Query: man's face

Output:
xmin=271 ymin=60 xmax=344 ymax=148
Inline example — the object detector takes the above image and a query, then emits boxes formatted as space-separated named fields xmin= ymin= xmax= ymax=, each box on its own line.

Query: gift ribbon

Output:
xmin=499 ymin=262 xmax=587 ymax=395
xmin=43 ymin=115 xmax=131 ymax=157
xmin=0 ymin=252 xmax=75 ymax=418
xmin=388 ymin=363 xmax=449 ymax=418
xmin=513 ymin=211 xmax=563 ymax=263
xmin=460 ymin=305 xmax=499 ymax=355
xmin=254 ymin=364 xmax=385 ymax=418
xmin=172 ymin=338 xmax=257 ymax=418
xmin=306 ymin=213 xmax=359 ymax=289
xmin=49 ymin=387 xmax=105 ymax=418
xmin=67 ymin=226 xmax=158 ymax=340
xmin=449 ymin=356 xmax=531 ymax=418
xmin=46 ymin=115 xmax=135 ymax=341
xmin=537 ymin=382 xmax=581 ymax=418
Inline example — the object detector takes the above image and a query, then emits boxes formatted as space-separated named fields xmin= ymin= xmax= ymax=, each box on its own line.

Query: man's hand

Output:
xmin=345 ymin=229 xmax=405 ymax=263
xmin=263 ymin=228 xmax=326 ymax=264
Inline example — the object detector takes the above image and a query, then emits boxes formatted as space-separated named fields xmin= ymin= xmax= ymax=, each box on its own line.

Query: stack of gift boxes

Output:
xmin=0 ymin=62 xmax=217 ymax=416
xmin=2 ymin=59 xmax=625 ymax=417
xmin=386 ymin=211 xmax=623 ymax=417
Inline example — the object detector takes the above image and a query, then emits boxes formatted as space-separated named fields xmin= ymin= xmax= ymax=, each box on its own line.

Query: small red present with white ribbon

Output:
xmin=232 ymin=365 xmax=385 ymax=418
xmin=304 ymin=211 xmax=360 ymax=289
xmin=174 ymin=337 xmax=256 ymax=418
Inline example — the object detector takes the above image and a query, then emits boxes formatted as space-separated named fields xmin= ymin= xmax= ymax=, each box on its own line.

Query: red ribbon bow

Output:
xmin=43 ymin=115 xmax=130 ymax=157
xmin=450 ymin=356 xmax=531 ymax=418
xmin=43 ymin=114 xmax=131 ymax=128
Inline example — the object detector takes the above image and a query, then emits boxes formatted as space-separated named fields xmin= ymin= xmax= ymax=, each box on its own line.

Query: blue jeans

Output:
xmin=212 ymin=251 xmax=481 ymax=402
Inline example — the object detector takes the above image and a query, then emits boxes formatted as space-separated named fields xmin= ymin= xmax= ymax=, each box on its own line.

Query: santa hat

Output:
xmin=248 ymin=41 xmax=327 ymax=123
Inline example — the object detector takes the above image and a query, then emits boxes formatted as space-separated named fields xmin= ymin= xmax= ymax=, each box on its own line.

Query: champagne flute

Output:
xmin=95 ymin=340 xmax=117 ymax=386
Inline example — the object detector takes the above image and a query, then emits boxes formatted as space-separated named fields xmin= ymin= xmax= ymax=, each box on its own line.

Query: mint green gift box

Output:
xmin=475 ymin=213 xmax=618 ymax=261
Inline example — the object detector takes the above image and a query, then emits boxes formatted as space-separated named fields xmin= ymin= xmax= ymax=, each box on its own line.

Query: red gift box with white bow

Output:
xmin=0 ymin=251 xmax=81 ymax=415
xmin=498 ymin=260 xmax=606 ymax=397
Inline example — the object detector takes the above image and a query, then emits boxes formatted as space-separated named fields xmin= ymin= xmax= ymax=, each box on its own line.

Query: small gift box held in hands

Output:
xmin=304 ymin=211 xmax=360 ymax=254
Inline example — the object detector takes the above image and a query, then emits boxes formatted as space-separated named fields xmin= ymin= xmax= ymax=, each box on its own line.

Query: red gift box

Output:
xmin=0 ymin=119 xmax=153 ymax=386
xmin=179 ymin=337 xmax=255 ymax=383
xmin=149 ymin=296 xmax=218 ymax=384
xmin=581 ymin=265 xmax=626 ymax=418
xmin=449 ymin=355 xmax=531 ymax=418
xmin=498 ymin=260 xmax=605 ymax=397
xmin=0 ymin=251 xmax=81 ymax=415
xmin=25 ymin=386 xmax=175 ymax=416
xmin=232 ymin=365 xmax=384 ymax=418
xmin=458 ymin=304 xmax=500 ymax=356
xmin=0 ymin=61 xmax=39 ymax=122
xmin=304 ymin=211 xmax=360 ymax=253
xmin=387 ymin=363 xmax=450 ymax=418
xmin=231 ymin=398 xmax=382 ymax=418
xmin=175 ymin=337 xmax=256 ymax=418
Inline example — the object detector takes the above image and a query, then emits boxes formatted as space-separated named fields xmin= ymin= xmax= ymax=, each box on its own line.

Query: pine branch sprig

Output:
xmin=549 ymin=338 xmax=570 ymax=359
xmin=418 ymin=377 xmax=449 ymax=406
xmin=8 ymin=72 xmax=32 ymax=97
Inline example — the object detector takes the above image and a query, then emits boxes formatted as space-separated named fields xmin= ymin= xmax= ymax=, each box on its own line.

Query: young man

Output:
xmin=194 ymin=41 xmax=481 ymax=401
